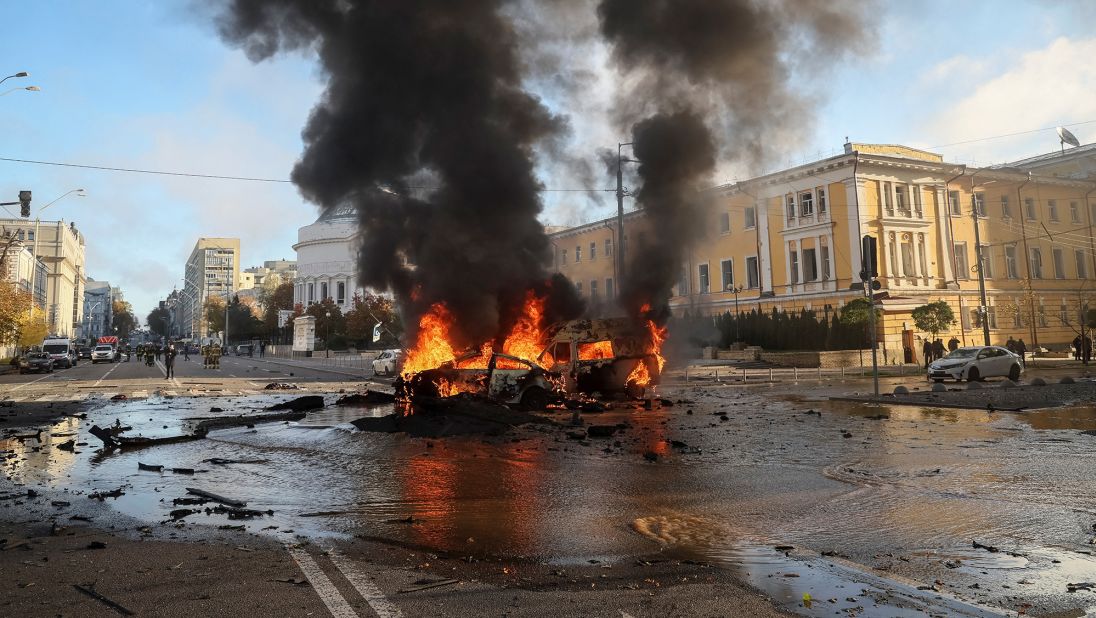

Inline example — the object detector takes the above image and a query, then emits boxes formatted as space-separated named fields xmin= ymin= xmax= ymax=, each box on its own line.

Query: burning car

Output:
xmin=538 ymin=317 xmax=664 ymax=399
xmin=397 ymin=351 xmax=559 ymax=410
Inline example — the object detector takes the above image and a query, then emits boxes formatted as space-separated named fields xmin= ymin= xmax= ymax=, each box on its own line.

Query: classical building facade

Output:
xmin=80 ymin=279 xmax=114 ymax=342
xmin=548 ymin=142 xmax=1096 ymax=362
xmin=0 ymin=218 xmax=86 ymax=337
xmin=181 ymin=238 xmax=241 ymax=340
xmin=293 ymin=205 xmax=372 ymax=313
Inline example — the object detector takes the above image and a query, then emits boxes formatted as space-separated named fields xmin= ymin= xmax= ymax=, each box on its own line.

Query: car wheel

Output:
xmin=1008 ymin=364 xmax=1021 ymax=381
xmin=967 ymin=366 xmax=981 ymax=382
xmin=520 ymin=386 xmax=549 ymax=411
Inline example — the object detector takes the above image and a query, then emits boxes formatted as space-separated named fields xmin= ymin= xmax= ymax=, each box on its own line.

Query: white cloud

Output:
xmin=919 ymin=36 xmax=1096 ymax=165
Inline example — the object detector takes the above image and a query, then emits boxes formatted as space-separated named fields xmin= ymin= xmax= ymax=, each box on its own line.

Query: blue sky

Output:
xmin=2 ymin=1 xmax=1094 ymax=320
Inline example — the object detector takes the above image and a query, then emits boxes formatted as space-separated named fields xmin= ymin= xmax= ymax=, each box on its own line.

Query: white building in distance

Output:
xmin=293 ymin=205 xmax=372 ymax=313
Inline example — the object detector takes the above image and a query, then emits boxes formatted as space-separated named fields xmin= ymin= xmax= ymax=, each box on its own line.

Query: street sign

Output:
xmin=372 ymin=323 xmax=382 ymax=343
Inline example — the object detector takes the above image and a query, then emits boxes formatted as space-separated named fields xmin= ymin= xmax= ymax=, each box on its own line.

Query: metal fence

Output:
xmin=670 ymin=363 xmax=922 ymax=385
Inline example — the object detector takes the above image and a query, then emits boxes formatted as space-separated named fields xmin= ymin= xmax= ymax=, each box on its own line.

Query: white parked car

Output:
xmin=371 ymin=349 xmax=404 ymax=377
xmin=91 ymin=344 xmax=116 ymax=363
xmin=927 ymin=345 xmax=1024 ymax=382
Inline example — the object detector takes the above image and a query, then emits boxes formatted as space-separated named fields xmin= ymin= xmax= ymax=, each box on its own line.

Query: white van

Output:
xmin=42 ymin=336 xmax=78 ymax=369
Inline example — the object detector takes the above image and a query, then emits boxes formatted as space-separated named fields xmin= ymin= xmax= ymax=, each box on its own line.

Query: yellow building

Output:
xmin=548 ymin=142 xmax=1096 ymax=362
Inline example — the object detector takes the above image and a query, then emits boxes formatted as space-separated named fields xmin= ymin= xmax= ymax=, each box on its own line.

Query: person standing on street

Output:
xmin=1015 ymin=339 xmax=1028 ymax=368
xmin=260 ymin=341 xmax=266 ymax=358
xmin=1084 ymin=335 xmax=1093 ymax=364
xmin=932 ymin=338 xmax=945 ymax=363
xmin=183 ymin=344 xmax=190 ymax=362
xmin=164 ymin=344 xmax=177 ymax=379
xmin=922 ymin=338 xmax=932 ymax=368
xmin=948 ymin=336 xmax=960 ymax=352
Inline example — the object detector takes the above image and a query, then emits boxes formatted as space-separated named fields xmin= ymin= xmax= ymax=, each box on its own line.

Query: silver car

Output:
xmin=371 ymin=349 xmax=404 ymax=376
xmin=928 ymin=346 xmax=1024 ymax=382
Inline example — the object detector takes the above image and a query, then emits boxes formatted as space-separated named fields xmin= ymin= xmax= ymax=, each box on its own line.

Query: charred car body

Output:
xmin=397 ymin=318 xmax=661 ymax=409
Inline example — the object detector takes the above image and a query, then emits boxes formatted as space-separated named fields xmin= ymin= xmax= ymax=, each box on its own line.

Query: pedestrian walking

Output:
xmin=1074 ymin=335 xmax=1083 ymax=361
xmin=1015 ymin=338 xmax=1028 ymax=368
xmin=260 ymin=341 xmax=266 ymax=358
xmin=932 ymin=338 xmax=945 ymax=362
xmin=164 ymin=344 xmax=176 ymax=379
xmin=922 ymin=338 xmax=932 ymax=368
xmin=183 ymin=344 xmax=190 ymax=362
xmin=948 ymin=336 xmax=960 ymax=352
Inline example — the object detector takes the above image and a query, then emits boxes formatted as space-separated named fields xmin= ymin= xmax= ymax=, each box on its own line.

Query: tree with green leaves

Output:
xmin=111 ymin=300 xmax=137 ymax=339
xmin=345 ymin=293 xmax=401 ymax=348
xmin=840 ymin=297 xmax=881 ymax=349
xmin=147 ymin=306 xmax=172 ymax=337
xmin=261 ymin=282 xmax=295 ymax=340
xmin=911 ymin=300 xmax=956 ymax=340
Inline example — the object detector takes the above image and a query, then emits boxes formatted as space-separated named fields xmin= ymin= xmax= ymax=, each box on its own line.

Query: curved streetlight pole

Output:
xmin=0 ymin=85 xmax=40 ymax=97
xmin=0 ymin=71 xmax=29 ymax=86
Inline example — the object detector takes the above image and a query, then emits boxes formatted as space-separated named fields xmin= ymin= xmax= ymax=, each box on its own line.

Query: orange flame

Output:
xmin=401 ymin=303 xmax=459 ymax=376
xmin=578 ymin=341 xmax=614 ymax=360
xmin=627 ymin=305 xmax=667 ymax=389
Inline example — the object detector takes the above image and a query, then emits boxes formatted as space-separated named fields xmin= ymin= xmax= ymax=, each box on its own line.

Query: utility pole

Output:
xmin=971 ymin=183 xmax=991 ymax=346
xmin=616 ymin=142 xmax=633 ymax=299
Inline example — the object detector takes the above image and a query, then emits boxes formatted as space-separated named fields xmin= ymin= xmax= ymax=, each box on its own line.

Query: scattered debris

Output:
xmin=185 ymin=488 xmax=247 ymax=507
xmin=264 ymin=382 xmax=300 ymax=390
xmin=202 ymin=458 xmax=269 ymax=466
xmin=170 ymin=509 xmax=200 ymax=520
xmin=274 ymin=577 xmax=310 ymax=586
xmin=1067 ymin=582 xmax=1095 ymax=593
xmin=172 ymin=497 xmax=209 ymax=506
xmin=586 ymin=425 xmax=619 ymax=438
xmin=398 ymin=578 xmax=460 ymax=594
xmin=972 ymin=540 xmax=999 ymax=553
xmin=86 ymin=541 xmax=107 ymax=550
xmin=352 ymin=393 xmax=551 ymax=437
xmin=73 ymin=583 xmax=134 ymax=616
xmin=171 ymin=468 xmax=195 ymax=475
xmin=56 ymin=439 xmax=76 ymax=452
xmin=207 ymin=505 xmax=272 ymax=519
xmin=266 ymin=395 xmax=324 ymax=412
xmin=336 ymin=391 xmax=397 ymax=406
xmin=137 ymin=462 xmax=164 ymax=472
xmin=88 ymin=488 xmax=125 ymax=501
xmin=192 ymin=410 xmax=306 ymax=432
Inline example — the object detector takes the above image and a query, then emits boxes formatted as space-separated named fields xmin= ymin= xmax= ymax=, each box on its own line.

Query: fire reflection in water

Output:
xmin=398 ymin=440 xmax=547 ymax=555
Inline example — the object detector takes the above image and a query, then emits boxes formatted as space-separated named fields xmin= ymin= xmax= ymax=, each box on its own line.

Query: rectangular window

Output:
xmin=818 ymin=188 xmax=827 ymax=214
xmin=590 ymin=242 xmax=596 ymax=260
xmin=1025 ymin=198 xmax=1037 ymax=220
xmin=575 ymin=245 xmax=581 ymax=262
xmin=605 ymin=278 xmax=614 ymax=299
xmin=1012 ymin=305 xmax=1022 ymax=328
xmin=961 ymin=307 xmax=971 ymax=330
xmin=980 ymin=247 xmax=993 ymax=278
xmin=1001 ymin=195 xmax=1011 ymax=218
xmin=953 ymin=242 xmax=969 ymax=280
xmin=894 ymin=185 xmax=906 ymax=212
xmin=1030 ymin=248 xmax=1044 ymax=279
xmin=746 ymin=256 xmax=760 ymax=289
xmin=803 ymin=248 xmax=818 ymax=281
xmin=949 ymin=190 xmax=961 ymax=216
xmin=987 ymin=306 xmax=997 ymax=329
xmin=1076 ymin=250 xmax=1087 ymax=279
xmin=677 ymin=268 xmax=689 ymax=297
xmin=719 ymin=212 xmax=730 ymax=234
xmin=320 ymin=282 xmax=328 ymax=300
xmin=589 ymin=279 xmax=598 ymax=302
xmin=972 ymin=192 xmax=985 ymax=217
xmin=605 ymin=238 xmax=612 ymax=256
xmin=786 ymin=195 xmax=796 ymax=221
xmin=799 ymin=191 xmax=814 ymax=217
xmin=790 ymin=250 xmax=800 ymax=284
xmin=698 ymin=263 xmax=710 ymax=294
xmin=1049 ymin=200 xmax=1059 ymax=222
xmin=1053 ymin=248 xmax=1065 ymax=278
xmin=821 ymin=244 xmax=831 ymax=280
xmin=720 ymin=259 xmax=734 ymax=290
xmin=561 ymin=249 xmax=567 ymax=265
xmin=901 ymin=242 xmax=914 ymax=276
xmin=744 ymin=206 xmax=757 ymax=229
xmin=1005 ymin=245 xmax=1019 ymax=279
xmin=1060 ymin=300 xmax=1069 ymax=324
xmin=336 ymin=281 xmax=346 ymax=304
xmin=1070 ymin=201 xmax=1080 ymax=223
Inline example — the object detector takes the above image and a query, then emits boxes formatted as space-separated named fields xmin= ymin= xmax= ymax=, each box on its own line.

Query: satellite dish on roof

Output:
xmin=1057 ymin=126 xmax=1080 ymax=151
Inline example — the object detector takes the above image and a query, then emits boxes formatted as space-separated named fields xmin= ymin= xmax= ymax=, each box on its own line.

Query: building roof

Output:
xmin=994 ymin=141 xmax=1096 ymax=171
xmin=316 ymin=203 xmax=357 ymax=222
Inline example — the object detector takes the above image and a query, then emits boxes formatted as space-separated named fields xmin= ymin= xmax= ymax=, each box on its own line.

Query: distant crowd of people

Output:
xmin=921 ymin=336 xmax=961 ymax=367
xmin=1072 ymin=335 xmax=1093 ymax=363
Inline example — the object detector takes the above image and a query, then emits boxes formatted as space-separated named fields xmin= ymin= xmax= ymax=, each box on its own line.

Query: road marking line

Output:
xmin=286 ymin=546 xmax=359 ymax=618
xmin=4 ymin=371 xmax=57 ymax=392
xmin=326 ymin=550 xmax=403 ymax=618
xmin=92 ymin=363 xmax=121 ymax=388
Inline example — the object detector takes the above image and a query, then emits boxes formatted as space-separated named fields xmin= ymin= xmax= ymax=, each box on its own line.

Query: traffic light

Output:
xmin=860 ymin=235 xmax=878 ymax=281
xmin=18 ymin=190 xmax=31 ymax=217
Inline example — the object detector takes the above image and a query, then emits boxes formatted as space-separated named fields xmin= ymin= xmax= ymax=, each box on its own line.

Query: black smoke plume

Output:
xmin=213 ymin=0 xmax=583 ymax=348
xmin=597 ymin=0 xmax=871 ymax=319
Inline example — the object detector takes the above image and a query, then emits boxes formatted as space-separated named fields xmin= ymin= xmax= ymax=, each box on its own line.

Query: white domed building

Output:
xmin=293 ymin=204 xmax=371 ymax=312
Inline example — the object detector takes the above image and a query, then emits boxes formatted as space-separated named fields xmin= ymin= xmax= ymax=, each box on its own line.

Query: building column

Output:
xmin=934 ymin=186 xmax=955 ymax=285
xmin=911 ymin=232 xmax=922 ymax=283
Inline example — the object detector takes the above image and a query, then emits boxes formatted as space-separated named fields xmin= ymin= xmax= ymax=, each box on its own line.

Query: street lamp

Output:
xmin=0 ymin=71 xmax=29 ymax=86
xmin=325 ymin=311 xmax=331 ymax=358
xmin=0 ymin=85 xmax=40 ymax=97
xmin=615 ymin=142 xmax=636 ymax=292
xmin=726 ymin=284 xmax=744 ymax=341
